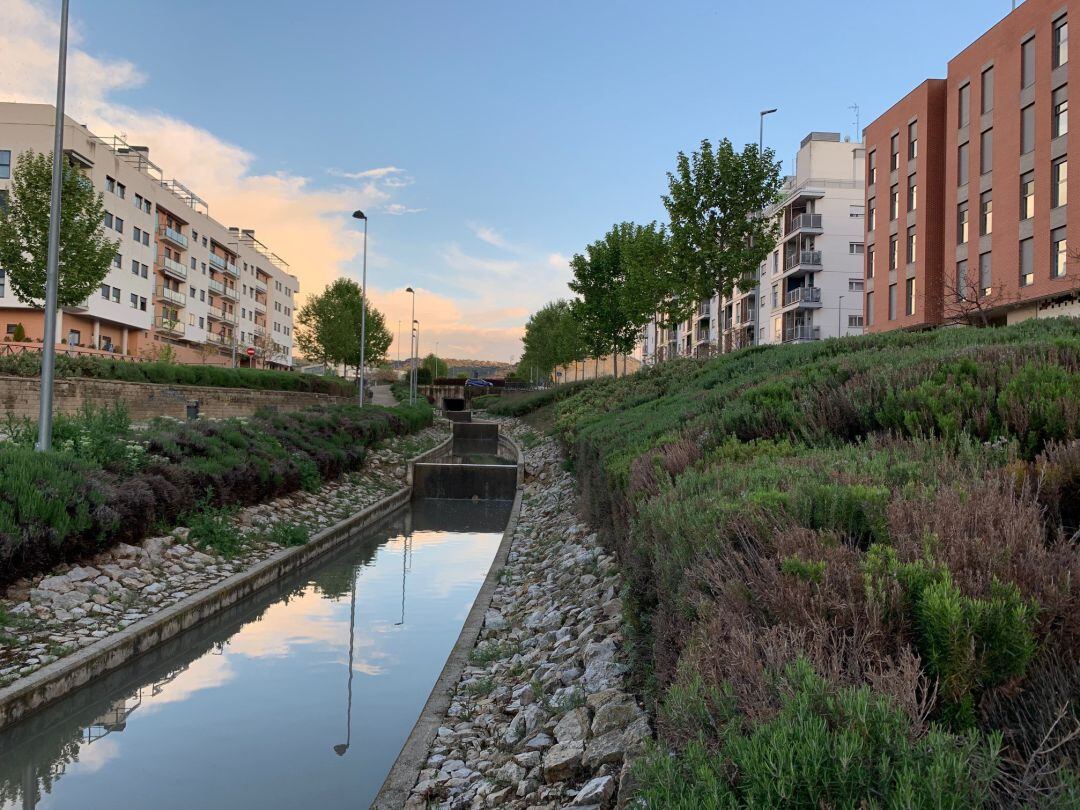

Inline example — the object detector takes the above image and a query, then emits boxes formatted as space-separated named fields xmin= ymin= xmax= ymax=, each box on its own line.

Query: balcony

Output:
xmin=153 ymin=315 xmax=185 ymax=337
xmin=254 ymin=278 xmax=268 ymax=294
xmin=784 ymin=324 xmax=821 ymax=343
xmin=254 ymin=299 xmax=267 ymax=314
xmin=784 ymin=286 xmax=822 ymax=308
xmin=786 ymin=213 xmax=823 ymax=239
xmin=159 ymin=257 xmax=188 ymax=281
xmin=158 ymin=226 xmax=188 ymax=250
xmin=784 ymin=250 xmax=823 ymax=274
xmin=208 ymin=253 xmax=226 ymax=270
xmin=208 ymin=307 xmax=238 ymax=325
xmin=157 ymin=286 xmax=187 ymax=307
xmin=206 ymin=332 xmax=231 ymax=347
xmin=208 ymin=278 xmax=225 ymax=296
xmin=253 ymin=325 xmax=267 ymax=338
xmin=225 ymin=262 xmax=240 ymax=278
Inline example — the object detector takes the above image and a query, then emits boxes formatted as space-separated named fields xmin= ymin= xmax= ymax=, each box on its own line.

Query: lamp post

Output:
xmin=759 ymin=108 xmax=778 ymax=154
xmin=838 ymin=294 xmax=846 ymax=338
xmin=333 ymin=569 xmax=357 ymax=757
xmin=405 ymin=287 xmax=416 ymax=404
xmin=36 ymin=0 xmax=71 ymax=452
xmin=413 ymin=320 xmax=420 ymax=402
xmin=352 ymin=211 xmax=368 ymax=407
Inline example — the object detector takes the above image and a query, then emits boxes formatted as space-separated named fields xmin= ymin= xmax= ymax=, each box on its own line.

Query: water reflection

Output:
xmin=0 ymin=499 xmax=511 ymax=810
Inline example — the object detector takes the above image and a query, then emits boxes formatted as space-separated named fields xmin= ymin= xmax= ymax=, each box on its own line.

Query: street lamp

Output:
xmin=838 ymin=294 xmax=846 ymax=338
xmin=759 ymin=108 xmax=778 ymax=154
xmin=352 ymin=210 xmax=368 ymax=407
xmin=333 ymin=569 xmax=357 ymax=757
xmin=405 ymin=287 xmax=416 ymax=404
xmin=413 ymin=319 xmax=421 ymax=402
xmin=36 ymin=0 xmax=72 ymax=452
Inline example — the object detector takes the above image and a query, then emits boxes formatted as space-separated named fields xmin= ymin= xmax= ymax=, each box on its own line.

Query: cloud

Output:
xmin=330 ymin=166 xmax=406 ymax=181
xmin=469 ymin=223 xmax=511 ymax=250
xmin=385 ymin=203 xmax=425 ymax=216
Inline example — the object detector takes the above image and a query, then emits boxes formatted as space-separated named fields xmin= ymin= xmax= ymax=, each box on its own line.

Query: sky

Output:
xmin=1 ymin=0 xmax=1019 ymax=361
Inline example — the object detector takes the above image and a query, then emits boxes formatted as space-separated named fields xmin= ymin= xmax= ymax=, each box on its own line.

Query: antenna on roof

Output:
xmin=849 ymin=103 xmax=861 ymax=141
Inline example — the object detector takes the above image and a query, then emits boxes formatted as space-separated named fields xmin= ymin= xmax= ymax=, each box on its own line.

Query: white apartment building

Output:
xmin=0 ymin=102 xmax=298 ymax=368
xmin=642 ymin=131 xmax=866 ymax=364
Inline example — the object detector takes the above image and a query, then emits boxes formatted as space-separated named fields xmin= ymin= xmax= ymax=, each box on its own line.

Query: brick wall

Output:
xmin=0 ymin=376 xmax=353 ymax=421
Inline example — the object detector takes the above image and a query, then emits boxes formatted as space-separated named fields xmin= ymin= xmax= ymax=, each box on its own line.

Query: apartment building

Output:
xmin=0 ymin=103 xmax=298 ymax=367
xmin=864 ymin=0 xmax=1080 ymax=331
xmin=641 ymin=131 xmax=865 ymax=364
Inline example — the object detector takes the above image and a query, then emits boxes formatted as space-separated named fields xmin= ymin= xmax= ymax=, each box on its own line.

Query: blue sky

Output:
xmin=6 ymin=0 xmax=1018 ymax=360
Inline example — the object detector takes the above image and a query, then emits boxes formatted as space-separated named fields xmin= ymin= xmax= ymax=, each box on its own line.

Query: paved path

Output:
xmin=371 ymin=384 xmax=397 ymax=407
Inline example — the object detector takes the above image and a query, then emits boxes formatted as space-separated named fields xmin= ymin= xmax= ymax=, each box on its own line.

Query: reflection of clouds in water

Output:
xmin=136 ymin=654 xmax=235 ymax=718
xmin=69 ymin=736 xmax=120 ymax=776
xmin=415 ymin=534 xmax=502 ymax=600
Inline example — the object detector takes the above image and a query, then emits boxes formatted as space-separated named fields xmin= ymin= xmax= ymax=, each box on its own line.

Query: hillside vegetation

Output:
xmin=545 ymin=318 xmax=1080 ymax=807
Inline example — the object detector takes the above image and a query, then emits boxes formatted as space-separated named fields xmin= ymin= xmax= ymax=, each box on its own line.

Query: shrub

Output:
xmin=267 ymin=522 xmax=310 ymax=547
xmin=184 ymin=501 xmax=245 ymax=557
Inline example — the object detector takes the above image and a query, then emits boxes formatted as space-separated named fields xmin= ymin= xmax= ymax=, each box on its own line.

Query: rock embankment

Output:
xmin=0 ymin=425 xmax=447 ymax=688
xmin=407 ymin=421 xmax=648 ymax=809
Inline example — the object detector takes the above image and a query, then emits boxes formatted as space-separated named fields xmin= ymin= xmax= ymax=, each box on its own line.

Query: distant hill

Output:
xmin=387 ymin=358 xmax=514 ymax=379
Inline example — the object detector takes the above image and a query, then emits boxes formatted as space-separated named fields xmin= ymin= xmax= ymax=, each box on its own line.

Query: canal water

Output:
xmin=0 ymin=499 xmax=513 ymax=810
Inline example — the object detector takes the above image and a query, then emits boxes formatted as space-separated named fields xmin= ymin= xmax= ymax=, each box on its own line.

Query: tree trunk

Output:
xmin=612 ymin=352 xmax=618 ymax=379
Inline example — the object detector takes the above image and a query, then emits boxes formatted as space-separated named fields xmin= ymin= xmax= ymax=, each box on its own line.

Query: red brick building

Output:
xmin=865 ymin=0 xmax=1080 ymax=331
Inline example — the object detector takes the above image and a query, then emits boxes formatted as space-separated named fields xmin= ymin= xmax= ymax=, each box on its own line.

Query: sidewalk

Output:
xmin=371 ymin=384 xmax=397 ymax=407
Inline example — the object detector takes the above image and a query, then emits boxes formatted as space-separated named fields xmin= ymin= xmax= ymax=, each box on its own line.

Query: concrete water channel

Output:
xmin=0 ymin=415 xmax=520 ymax=810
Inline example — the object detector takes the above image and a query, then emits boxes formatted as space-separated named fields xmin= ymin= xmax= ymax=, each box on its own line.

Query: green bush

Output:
xmin=267 ymin=522 xmax=310 ymax=547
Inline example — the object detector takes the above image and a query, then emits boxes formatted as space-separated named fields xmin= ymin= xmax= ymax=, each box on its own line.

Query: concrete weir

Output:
xmin=411 ymin=420 xmax=521 ymax=501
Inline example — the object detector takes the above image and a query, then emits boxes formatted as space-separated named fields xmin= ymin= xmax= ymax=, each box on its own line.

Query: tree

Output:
xmin=421 ymin=353 xmax=449 ymax=379
xmin=569 ymin=222 xmax=668 ymax=377
xmin=519 ymin=299 xmax=585 ymax=383
xmin=0 ymin=150 xmax=118 ymax=307
xmin=295 ymin=278 xmax=392 ymax=379
xmin=663 ymin=139 xmax=783 ymax=323
xmin=250 ymin=330 xmax=287 ymax=366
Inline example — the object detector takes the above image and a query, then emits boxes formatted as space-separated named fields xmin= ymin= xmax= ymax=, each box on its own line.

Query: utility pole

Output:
xmin=352 ymin=211 xmax=368 ymax=406
xmin=35 ymin=0 xmax=71 ymax=452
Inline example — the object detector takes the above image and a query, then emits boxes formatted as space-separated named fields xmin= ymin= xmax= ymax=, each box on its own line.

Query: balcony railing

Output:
xmin=208 ymin=253 xmax=226 ymax=270
xmin=785 ymin=250 xmax=823 ymax=270
xmin=157 ymin=286 xmax=187 ymax=307
xmin=738 ymin=308 xmax=757 ymax=324
xmin=789 ymin=213 xmax=823 ymax=233
xmin=697 ymin=302 xmax=711 ymax=318
xmin=153 ymin=315 xmax=185 ymax=336
xmin=159 ymin=257 xmax=188 ymax=281
xmin=254 ymin=279 xmax=268 ymax=294
xmin=224 ymin=263 xmax=240 ymax=279
xmin=158 ymin=226 xmax=188 ymax=250
xmin=785 ymin=286 xmax=822 ymax=307
xmin=254 ymin=299 xmax=267 ymax=314
xmin=208 ymin=307 xmax=238 ymax=325
xmin=206 ymin=332 xmax=231 ymax=347
xmin=785 ymin=324 xmax=821 ymax=342
xmin=208 ymin=278 xmax=225 ymax=296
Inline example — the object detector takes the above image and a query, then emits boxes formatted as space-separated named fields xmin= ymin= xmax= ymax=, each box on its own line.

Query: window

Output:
xmin=956 ymin=259 xmax=969 ymax=301
xmin=849 ymin=242 xmax=864 ymax=255
xmin=190 ymin=257 xmax=197 ymax=270
xmin=958 ymin=142 xmax=969 ymax=185
xmin=134 ymin=194 xmax=143 ymax=210
xmin=189 ymin=285 xmax=196 ymax=297
xmin=1020 ymin=237 xmax=1034 ymax=286
xmin=141 ymin=230 xmax=149 ymax=247
xmin=907 ymin=226 xmax=917 ymax=264
xmin=1021 ymin=171 xmax=1035 ymax=219
xmin=0 ymin=150 xmax=10 ymax=180
xmin=133 ymin=226 xmax=141 ymax=242
xmin=100 ymin=284 xmax=110 ymax=300
xmin=905 ymin=278 xmax=915 ymax=316
xmin=105 ymin=176 xmax=115 ymax=193
xmin=867 ymin=246 xmax=875 ymax=278
xmin=866 ymin=291 xmax=875 ymax=326
xmin=889 ymin=235 xmax=898 ymax=270
xmin=867 ymin=198 xmax=876 ymax=231
xmin=849 ymin=278 xmax=864 ymax=292
xmin=979 ymin=252 xmax=992 ymax=296
xmin=192 ymin=230 xmax=198 ymax=241
xmin=1052 ymin=227 xmax=1068 ymax=277
xmin=1022 ymin=37 xmax=1036 ymax=88
xmin=890 ymin=185 xmax=899 ymax=220
xmin=868 ymin=151 xmax=877 ymax=185
xmin=116 ymin=183 xmax=125 ymax=200
xmin=1054 ymin=16 xmax=1069 ymax=68
xmin=907 ymin=176 xmax=918 ymax=211
xmin=981 ymin=66 xmax=995 ymax=113
xmin=1021 ymin=104 xmax=1035 ymax=154
xmin=958 ymin=83 xmax=970 ymax=127
xmin=130 ymin=292 xmax=138 ymax=309
xmin=890 ymin=134 xmax=899 ymax=171
xmin=115 ymin=217 xmax=124 ymax=234
xmin=908 ymin=121 xmax=918 ymax=159
xmin=1053 ymin=158 xmax=1068 ymax=208
xmin=980 ymin=191 xmax=993 ymax=236
xmin=1053 ymin=87 xmax=1070 ymax=140
xmin=111 ymin=286 xmax=120 ymax=303
xmin=958 ymin=202 xmax=970 ymax=243
xmin=980 ymin=129 xmax=993 ymax=174
xmin=888 ymin=283 xmax=897 ymax=320
xmin=131 ymin=259 xmax=140 ymax=275
xmin=139 ymin=297 xmax=147 ymax=312
xmin=141 ymin=263 xmax=148 ymax=279
xmin=848 ymin=314 xmax=864 ymax=329
xmin=104 ymin=212 xmax=113 ymax=229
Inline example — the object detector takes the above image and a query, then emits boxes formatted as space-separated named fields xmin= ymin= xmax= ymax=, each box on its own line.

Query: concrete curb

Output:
xmin=373 ymin=435 xmax=526 ymax=809
xmin=0 ymin=431 xmax=451 ymax=734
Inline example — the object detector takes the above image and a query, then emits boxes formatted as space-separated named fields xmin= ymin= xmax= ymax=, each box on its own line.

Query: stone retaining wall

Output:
xmin=0 ymin=376 xmax=352 ymax=421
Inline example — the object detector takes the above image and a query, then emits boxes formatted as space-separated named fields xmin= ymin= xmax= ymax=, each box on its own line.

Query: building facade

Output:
xmin=864 ymin=0 xmax=1080 ymax=331
xmin=0 ymin=103 xmax=298 ymax=367
xmin=642 ymin=131 xmax=866 ymax=364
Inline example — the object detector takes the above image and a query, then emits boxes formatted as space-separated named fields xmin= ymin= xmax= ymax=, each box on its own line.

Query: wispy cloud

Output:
xmin=385 ymin=203 xmax=425 ymax=216
xmin=330 ymin=166 xmax=408 ymax=182
xmin=468 ymin=223 xmax=511 ymax=250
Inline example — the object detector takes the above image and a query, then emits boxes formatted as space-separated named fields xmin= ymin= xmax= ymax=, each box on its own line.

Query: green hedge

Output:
xmin=551 ymin=317 xmax=1080 ymax=806
xmin=480 ymin=381 xmax=593 ymax=417
xmin=0 ymin=352 xmax=354 ymax=397
xmin=0 ymin=400 xmax=433 ymax=586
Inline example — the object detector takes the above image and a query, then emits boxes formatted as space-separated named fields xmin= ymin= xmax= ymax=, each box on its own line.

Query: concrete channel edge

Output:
xmin=0 ymin=432 xmax=454 ymax=734
xmin=373 ymin=432 xmax=526 ymax=809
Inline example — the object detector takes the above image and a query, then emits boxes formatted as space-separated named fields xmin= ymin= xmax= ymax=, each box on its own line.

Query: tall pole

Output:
xmin=414 ymin=321 xmax=420 ymax=401
xmin=333 ymin=570 xmax=357 ymax=757
xmin=353 ymin=211 xmax=369 ymax=407
xmin=406 ymin=287 xmax=416 ymax=404
xmin=36 ymin=0 xmax=71 ymax=452
xmin=838 ymin=294 xmax=845 ymax=338
xmin=759 ymin=108 xmax=778 ymax=154
xmin=397 ymin=320 xmax=401 ymax=363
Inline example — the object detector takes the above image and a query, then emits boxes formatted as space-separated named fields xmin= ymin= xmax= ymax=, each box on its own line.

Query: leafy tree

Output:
xmin=420 ymin=353 xmax=449 ymax=379
xmin=663 ymin=139 xmax=782 ymax=323
xmin=0 ymin=150 xmax=118 ymax=307
xmin=295 ymin=278 xmax=392 ymax=380
xmin=520 ymin=299 xmax=585 ymax=383
xmin=569 ymin=222 xmax=667 ymax=377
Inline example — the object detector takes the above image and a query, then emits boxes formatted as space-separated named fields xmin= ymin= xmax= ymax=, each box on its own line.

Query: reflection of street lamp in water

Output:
xmin=333 ymin=569 xmax=357 ymax=757
xmin=395 ymin=532 xmax=411 ymax=626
